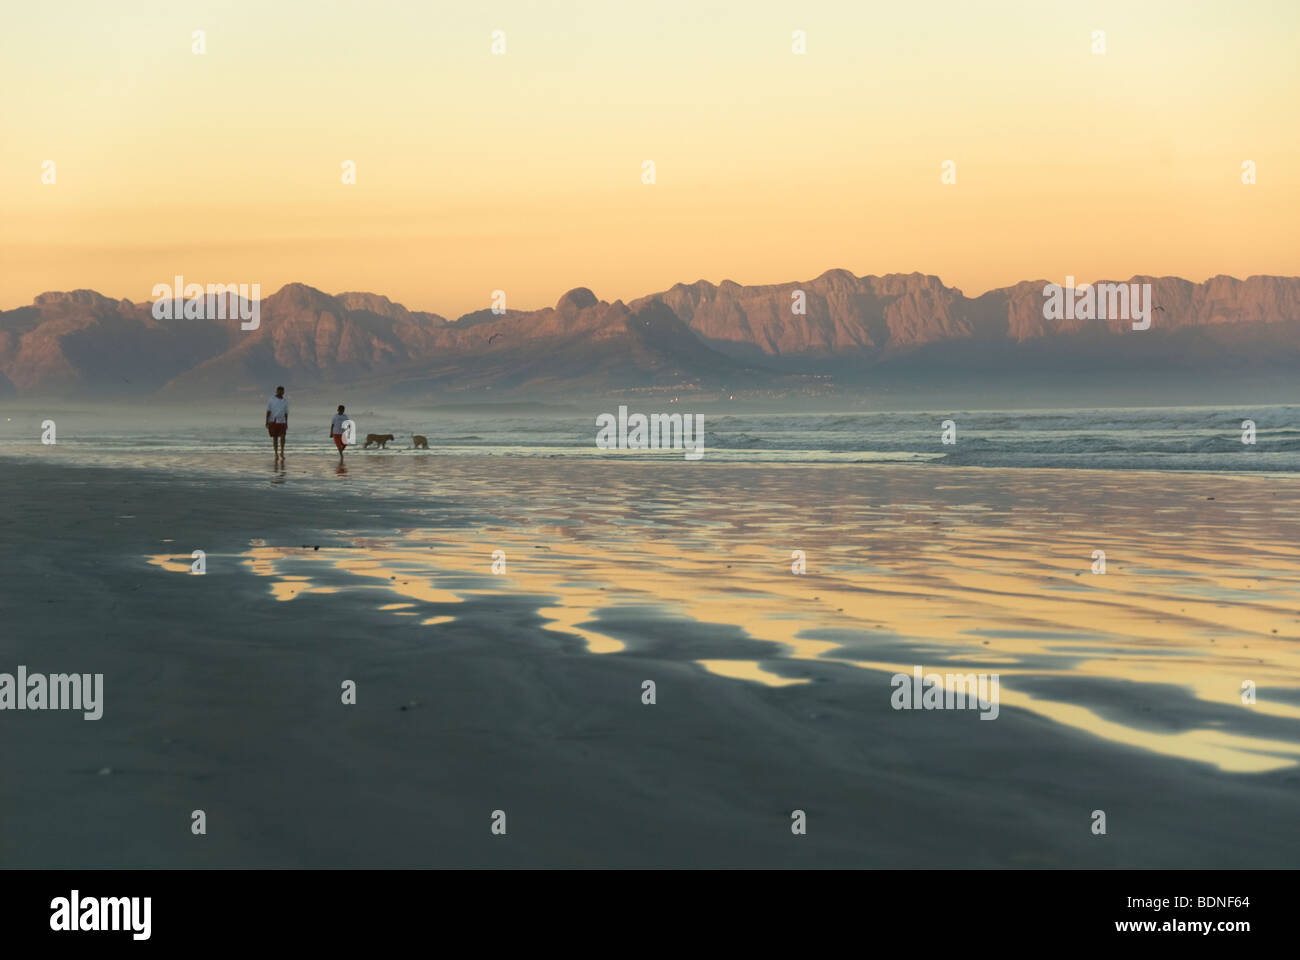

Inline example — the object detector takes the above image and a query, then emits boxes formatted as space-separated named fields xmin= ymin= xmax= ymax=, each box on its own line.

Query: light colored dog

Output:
xmin=363 ymin=433 xmax=395 ymax=449
xmin=412 ymin=435 xmax=429 ymax=449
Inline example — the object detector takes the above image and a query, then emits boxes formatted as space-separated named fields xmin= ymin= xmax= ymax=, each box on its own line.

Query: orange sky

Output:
xmin=3 ymin=0 xmax=1297 ymax=318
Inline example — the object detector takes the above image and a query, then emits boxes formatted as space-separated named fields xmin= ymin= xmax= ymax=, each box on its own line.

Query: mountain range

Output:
xmin=2 ymin=271 xmax=1298 ymax=400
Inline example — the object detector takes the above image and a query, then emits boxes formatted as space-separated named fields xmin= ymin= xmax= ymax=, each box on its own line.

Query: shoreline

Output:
xmin=5 ymin=450 xmax=1300 ymax=480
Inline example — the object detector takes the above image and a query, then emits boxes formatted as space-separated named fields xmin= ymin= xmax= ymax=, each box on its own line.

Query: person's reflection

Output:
xmin=335 ymin=461 xmax=348 ymax=476
xmin=270 ymin=460 xmax=287 ymax=485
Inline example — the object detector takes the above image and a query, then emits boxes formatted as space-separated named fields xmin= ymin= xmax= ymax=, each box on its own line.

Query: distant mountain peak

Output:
xmin=556 ymin=287 xmax=599 ymax=313
xmin=267 ymin=282 xmax=334 ymax=307
xmin=33 ymin=289 xmax=124 ymax=309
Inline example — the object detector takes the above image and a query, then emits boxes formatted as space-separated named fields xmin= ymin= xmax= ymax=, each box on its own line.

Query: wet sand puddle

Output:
xmin=146 ymin=463 xmax=1300 ymax=773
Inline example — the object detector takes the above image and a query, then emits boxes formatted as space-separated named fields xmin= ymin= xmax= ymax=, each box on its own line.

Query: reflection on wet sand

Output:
xmin=148 ymin=461 xmax=1300 ymax=773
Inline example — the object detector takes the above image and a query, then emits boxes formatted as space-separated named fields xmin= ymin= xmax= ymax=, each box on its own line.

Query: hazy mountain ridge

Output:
xmin=2 ymin=271 xmax=1297 ymax=398
xmin=632 ymin=271 xmax=1300 ymax=360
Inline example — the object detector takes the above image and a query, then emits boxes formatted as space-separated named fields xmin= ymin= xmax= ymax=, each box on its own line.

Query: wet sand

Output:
xmin=2 ymin=455 xmax=1298 ymax=867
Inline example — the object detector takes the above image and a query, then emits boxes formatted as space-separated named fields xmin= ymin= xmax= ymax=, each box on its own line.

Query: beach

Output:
xmin=1 ymin=452 xmax=1298 ymax=868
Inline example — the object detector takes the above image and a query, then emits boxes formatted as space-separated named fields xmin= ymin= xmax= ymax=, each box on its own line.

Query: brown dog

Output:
xmin=363 ymin=433 xmax=395 ymax=449
xmin=412 ymin=435 xmax=429 ymax=449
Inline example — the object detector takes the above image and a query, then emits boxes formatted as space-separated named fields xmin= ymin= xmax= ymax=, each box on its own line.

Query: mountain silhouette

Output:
xmin=2 ymin=272 xmax=1297 ymax=398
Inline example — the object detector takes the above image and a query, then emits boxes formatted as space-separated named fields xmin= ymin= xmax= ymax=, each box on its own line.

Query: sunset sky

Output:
xmin=3 ymin=0 xmax=1297 ymax=318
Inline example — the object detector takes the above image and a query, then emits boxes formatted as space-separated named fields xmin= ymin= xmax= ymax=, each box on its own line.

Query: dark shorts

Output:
xmin=267 ymin=422 xmax=287 ymax=438
xmin=333 ymin=433 xmax=346 ymax=451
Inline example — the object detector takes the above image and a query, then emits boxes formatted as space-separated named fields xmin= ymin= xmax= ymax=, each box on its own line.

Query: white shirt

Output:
xmin=266 ymin=396 xmax=289 ymax=423
xmin=331 ymin=414 xmax=350 ymax=436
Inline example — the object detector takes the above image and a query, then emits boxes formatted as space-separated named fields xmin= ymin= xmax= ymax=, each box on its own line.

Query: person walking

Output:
xmin=266 ymin=385 xmax=289 ymax=461
xmin=330 ymin=404 xmax=351 ymax=463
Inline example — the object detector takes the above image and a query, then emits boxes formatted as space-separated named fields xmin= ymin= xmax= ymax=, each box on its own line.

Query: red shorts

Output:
xmin=267 ymin=422 xmax=287 ymax=438
xmin=333 ymin=433 xmax=346 ymax=451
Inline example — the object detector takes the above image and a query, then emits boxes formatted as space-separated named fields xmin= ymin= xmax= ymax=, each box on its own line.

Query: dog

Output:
xmin=363 ymin=433 xmax=395 ymax=449
xmin=412 ymin=435 xmax=429 ymax=449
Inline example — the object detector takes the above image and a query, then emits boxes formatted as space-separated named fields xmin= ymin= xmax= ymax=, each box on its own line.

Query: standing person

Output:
xmin=266 ymin=385 xmax=289 ymax=461
xmin=330 ymin=404 xmax=350 ymax=463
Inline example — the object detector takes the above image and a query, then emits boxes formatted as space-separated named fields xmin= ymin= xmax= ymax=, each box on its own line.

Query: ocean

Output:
xmin=2 ymin=402 xmax=1299 ymax=473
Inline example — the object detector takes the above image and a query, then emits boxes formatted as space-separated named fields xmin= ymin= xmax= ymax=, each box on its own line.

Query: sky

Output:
xmin=2 ymin=0 xmax=1298 ymax=318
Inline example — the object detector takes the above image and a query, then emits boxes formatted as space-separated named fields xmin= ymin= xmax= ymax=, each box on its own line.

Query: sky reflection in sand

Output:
xmin=148 ymin=462 xmax=1300 ymax=773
